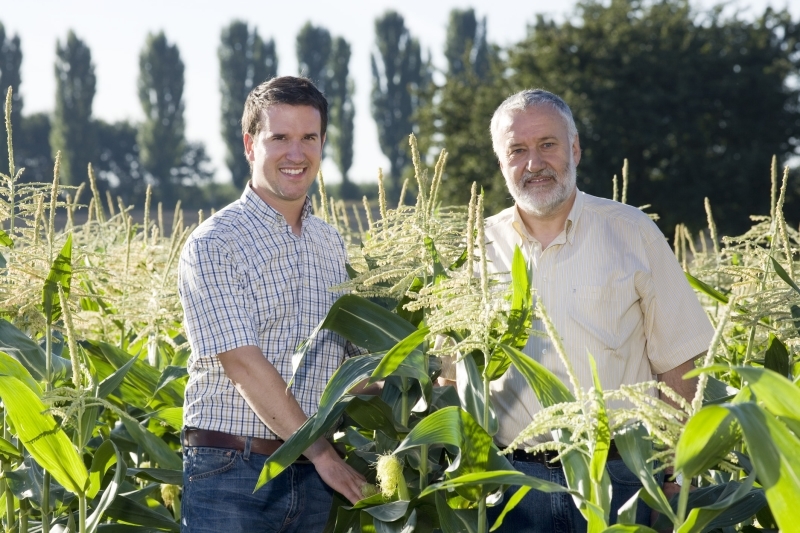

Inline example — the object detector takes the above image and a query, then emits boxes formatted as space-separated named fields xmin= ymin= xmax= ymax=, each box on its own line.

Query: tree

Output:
xmin=371 ymin=11 xmax=427 ymax=200
xmin=416 ymin=9 xmax=508 ymax=211
xmin=17 ymin=113 xmax=53 ymax=184
xmin=328 ymin=36 xmax=357 ymax=198
xmin=444 ymin=8 xmax=490 ymax=78
xmin=510 ymin=0 xmax=800 ymax=234
xmin=296 ymin=22 xmax=331 ymax=93
xmin=138 ymin=31 xmax=186 ymax=206
xmin=94 ymin=120 xmax=144 ymax=203
xmin=50 ymin=30 xmax=96 ymax=186
xmin=219 ymin=21 xmax=278 ymax=189
xmin=0 ymin=22 xmax=23 ymax=175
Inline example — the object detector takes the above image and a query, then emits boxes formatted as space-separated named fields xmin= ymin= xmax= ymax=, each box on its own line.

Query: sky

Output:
xmin=2 ymin=0 xmax=798 ymax=185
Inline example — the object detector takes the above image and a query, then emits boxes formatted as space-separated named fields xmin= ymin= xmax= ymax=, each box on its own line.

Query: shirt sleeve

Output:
xmin=178 ymin=237 xmax=258 ymax=360
xmin=637 ymin=227 xmax=715 ymax=374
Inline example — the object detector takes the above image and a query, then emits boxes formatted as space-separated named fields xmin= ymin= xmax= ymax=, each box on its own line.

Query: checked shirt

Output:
xmin=178 ymin=186 xmax=360 ymax=439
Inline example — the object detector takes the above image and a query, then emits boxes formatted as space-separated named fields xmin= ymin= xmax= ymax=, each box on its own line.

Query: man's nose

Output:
xmin=525 ymin=150 xmax=544 ymax=172
xmin=286 ymin=140 xmax=304 ymax=162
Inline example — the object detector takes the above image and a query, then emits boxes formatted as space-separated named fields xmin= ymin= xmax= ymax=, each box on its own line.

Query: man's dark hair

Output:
xmin=241 ymin=76 xmax=328 ymax=138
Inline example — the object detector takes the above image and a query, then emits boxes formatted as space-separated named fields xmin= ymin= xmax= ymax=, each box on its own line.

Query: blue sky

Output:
xmin=3 ymin=0 xmax=796 ymax=185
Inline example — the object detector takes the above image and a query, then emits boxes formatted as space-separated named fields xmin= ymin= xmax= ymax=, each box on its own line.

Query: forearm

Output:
xmin=656 ymin=353 xmax=704 ymax=409
xmin=217 ymin=346 xmax=337 ymax=462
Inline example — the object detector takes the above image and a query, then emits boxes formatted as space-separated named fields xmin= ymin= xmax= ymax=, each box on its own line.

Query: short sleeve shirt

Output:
xmin=480 ymin=191 xmax=714 ymax=446
xmin=178 ymin=186 xmax=360 ymax=439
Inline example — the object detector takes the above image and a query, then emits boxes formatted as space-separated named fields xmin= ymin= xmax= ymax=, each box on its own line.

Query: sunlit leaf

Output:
xmin=675 ymin=405 xmax=738 ymax=479
xmin=456 ymin=352 xmax=497 ymax=436
xmin=587 ymin=353 xmax=611 ymax=531
xmin=0 ymin=320 xmax=71 ymax=382
xmin=120 ymin=417 xmax=181 ymax=470
xmin=0 ymin=228 xmax=13 ymax=248
xmin=103 ymin=494 xmax=179 ymax=531
xmin=736 ymin=366 xmax=800 ymax=436
xmin=498 ymin=343 xmax=574 ymax=408
xmin=770 ymin=256 xmax=800 ymax=295
xmin=370 ymin=327 xmax=428 ymax=384
xmin=0 ymin=375 xmax=88 ymax=495
xmin=42 ymin=234 xmax=73 ymax=324
xmin=86 ymin=440 xmax=127 ymax=533
xmin=685 ymin=272 xmax=728 ymax=304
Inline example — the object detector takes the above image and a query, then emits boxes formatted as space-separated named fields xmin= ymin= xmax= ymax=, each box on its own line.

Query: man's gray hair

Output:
xmin=490 ymin=89 xmax=578 ymax=157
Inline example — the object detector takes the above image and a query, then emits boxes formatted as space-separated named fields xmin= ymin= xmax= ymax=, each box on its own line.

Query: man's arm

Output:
xmin=656 ymin=353 xmax=703 ymax=409
xmin=218 ymin=345 xmax=366 ymax=504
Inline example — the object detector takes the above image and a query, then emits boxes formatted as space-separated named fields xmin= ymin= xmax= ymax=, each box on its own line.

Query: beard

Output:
xmin=507 ymin=157 xmax=577 ymax=217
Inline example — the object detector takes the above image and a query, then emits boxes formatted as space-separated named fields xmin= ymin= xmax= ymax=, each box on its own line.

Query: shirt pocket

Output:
xmin=568 ymin=284 xmax=628 ymax=352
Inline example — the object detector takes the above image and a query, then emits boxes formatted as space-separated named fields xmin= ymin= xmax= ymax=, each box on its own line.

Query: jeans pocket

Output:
xmin=606 ymin=459 xmax=643 ymax=487
xmin=187 ymin=447 xmax=239 ymax=482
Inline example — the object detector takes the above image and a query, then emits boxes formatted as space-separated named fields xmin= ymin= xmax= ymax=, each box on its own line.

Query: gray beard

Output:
xmin=509 ymin=161 xmax=576 ymax=217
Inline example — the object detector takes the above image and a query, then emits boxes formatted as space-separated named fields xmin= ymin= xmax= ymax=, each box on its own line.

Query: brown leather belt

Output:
xmin=509 ymin=441 xmax=621 ymax=467
xmin=183 ymin=428 xmax=308 ymax=461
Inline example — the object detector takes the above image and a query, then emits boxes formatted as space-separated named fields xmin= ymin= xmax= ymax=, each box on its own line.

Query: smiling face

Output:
xmin=244 ymin=104 xmax=324 ymax=217
xmin=496 ymin=105 xmax=581 ymax=218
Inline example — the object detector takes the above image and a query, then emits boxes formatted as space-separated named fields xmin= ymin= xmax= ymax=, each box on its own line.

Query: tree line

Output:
xmin=2 ymin=1 xmax=799 ymax=233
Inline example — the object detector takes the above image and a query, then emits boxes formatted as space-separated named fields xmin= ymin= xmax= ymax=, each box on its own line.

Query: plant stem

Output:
xmin=42 ymin=324 xmax=52 ymax=533
xmin=2 ymin=412 xmax=16 ymax=533
xmin=400 ymin=377 xmax=410 ymax=427
xmin=41 ymin=471 xmax=50 ymax=533
xmin=477 ymin=499 xmax=488 ymax=533
xmin=418 ymin=444 xmax=428 ymax=490
xmin=676 ymin=479 xmax=691 ymax=525
xmin=79 ymin=494 xmax=86 ymax=533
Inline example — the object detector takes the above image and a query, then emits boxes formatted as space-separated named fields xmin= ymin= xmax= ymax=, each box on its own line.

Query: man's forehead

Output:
xmin=499 ymin=106 xmax=567 ymax=140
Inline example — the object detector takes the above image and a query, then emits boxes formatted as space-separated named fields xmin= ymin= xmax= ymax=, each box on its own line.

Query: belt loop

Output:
xmin=243 ymin=436 xmax=252 ymax=460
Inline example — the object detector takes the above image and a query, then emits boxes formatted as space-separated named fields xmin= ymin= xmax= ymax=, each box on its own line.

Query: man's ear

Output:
xmin=572 ymin=134 xmax=582 ymax=167
xmin=243 ymin=132 xmax=255 ymax=162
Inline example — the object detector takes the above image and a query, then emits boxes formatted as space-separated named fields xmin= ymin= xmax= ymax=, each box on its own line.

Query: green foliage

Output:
xmin=328 ymin=36 xmax=358 ymax=198
xmin=509 ymin=0 xmax=800 ymax=234
xmin=296 ymin=22 xmax=332 ymax=93
xmin=138 ymin=31 xmax=186 ymax=206
xmin=50 ymin=30 xmax=96 ymax=187
xmin=371 ymin=11 xmax=428 ymax=199
xmin=218 ymin=21 xmax=277 ymax=189
xmin=0 ymin=22 xmax=22 ymax=174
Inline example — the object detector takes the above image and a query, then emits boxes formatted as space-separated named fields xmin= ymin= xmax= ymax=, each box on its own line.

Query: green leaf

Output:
xmin=587 ymin=353 xmax=611 ymax=531
xmin=675 ymin=405 xmax=738 ymax=479
xmin=685 ymin=272 xmax=728 ymax=304
xmin=395 ymin=406 xmax=493 ymax=500
xmin=0 ymin=319 xmax=71 ymax=382
xmin=5 ymin=455 xmax=75 ymax=509
xmin=770 ymin=256 xmax=800 ymax=295
xmin=346 ymin=396 xmax=404 ymax=439
xmin=725 ymin=402 xmax=800 ymax=532
xmin=420 ymin=470 xmax=569 ymax=498
xmin=86 ymin=440 xmax=127 ymax=533
xmin=0 ymin=228 xmax=13 ymax=248
xmin=97 ymin=351 xmax=140 ymax=399
xmin=496 ymin=245 xmax=533 ymax=353
xmin=149 ymin=407 xmax=183 ymax=431
xmin=490 ymin=486 xmax=531 ymax=531
xmin=676 ymin=473 xmax=761 ymax=533
xmin=153 ymin=365 xmax=188 ymax=397
xmin=436 ymin=491 xmax=478 ymax=533
xmin=126 ymin=468 xmax=183 ymax=486
xmin=0 ymin=436 xmax=21 ymax=460
xmin=42 ymin=234 xmax=73 ymax=324
xmin=120 ymin=417 xmax=182 ymax=470
xmin=363 ymin=500 xmax=410 ymax=521
xmin=764 ymin=334 xmax=790 ymax=378
xmin=369 ymin=327 xmax=429 ymax=384
xmin=314 ymin=353 xmax=383 ymax=431
xmin=615 ymin=423 xmax=676 ymax=522
xmin=601 ymin=526 xmax=658 ymax=533
xmin=456 ymin=352 xmax=497 ymax=436
xmin=0 ymin=349 xmax=43 ymax=395
xmin=103 ymin=494 xmax=180 ymax=532
xmin=736 ymin=366 xmax=800 ymax=436
xmin=314 ymin=294 xmax=417 ymax=353
xmin=424 ymin=236 xmax=448 ymax=284
xmin=498 ymin=343 xmax=574 ymax=407
xmin=0 ymin=375 xmax=88 ymax=495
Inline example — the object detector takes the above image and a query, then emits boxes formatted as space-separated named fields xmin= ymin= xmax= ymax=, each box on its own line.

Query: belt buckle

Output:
xmin=543 ymin=449 xmax=561 ymax=469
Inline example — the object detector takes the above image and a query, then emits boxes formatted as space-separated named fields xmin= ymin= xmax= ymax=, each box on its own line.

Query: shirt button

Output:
xmin=542 ymin=349 xmax=547 ymax=355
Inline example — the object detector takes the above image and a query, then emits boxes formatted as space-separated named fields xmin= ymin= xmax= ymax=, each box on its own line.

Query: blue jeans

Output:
xmin=487 ymin=458 xmax=653 ymax=533
xmin=181 ymin=442 xmax=333 ymax=533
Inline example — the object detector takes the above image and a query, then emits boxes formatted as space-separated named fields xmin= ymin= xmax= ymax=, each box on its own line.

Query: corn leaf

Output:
xmin=763 ymin=335 xmax=790 ymax=378
xmin=684 ymin=272 xmax=728 ymax=304
xmin=97 ymin=351 xmax=140 ymax=399
xmin=770 ymin=256 xmax=800 ymax=295
xmin=0 ymin=436 xmax=21 ymax=460
xmin=587 ymin=353 xmax=611 ymax=532
xmin=42 ymin=234 xmax=73 ymax=324
xmin=0 ymin=228 xmax=12 ymax=248
xmin=0 ymin=319 xmax=71 ymax=382
xmin=149 ymin=407 xmax=183 ymax=431
xmin=102 ymin=494 xmax=180 ymax=532
xmin=369 ymin=326 xmax=428 ymax=384
xmin=0 ymin=375 xmax=88 ymax=495
xmin=86 ymin=440 xmax=127 ymax=533
xmin=420 ymin=470 xmax=569 ymax=498
xmin=676 ymin=474 xmax=764 ymax=533
xmin=675 ymin=405 xmax=738 ymax=479
xmin=435 ymin=491 xmax=478 ymax=533
xmin=126 ymin=468 xmax=183 ymax=486
xmin=120 ymin=417 xmax=182 ymax=470
xmin=725 ymin=402 xmax=800 ymax=533
xmin=736 ymin=366 xmax=800 ymax=436
xmin=346 ymin=396 xmax=404 ymax=439
xmin=498 ymin=343 xmax=574 ymax=407
xmin=602 ymin=526 xmax=658 ymax=532
xmin=456 ymin=352 xmax=497 ymax=436
xmin=615 ymin=423 xmax=676 ymax=522
xmin=0 ymin=349 xmax=42 ymax=395
xmin=314 ymin=353 xmax=383 ymax=430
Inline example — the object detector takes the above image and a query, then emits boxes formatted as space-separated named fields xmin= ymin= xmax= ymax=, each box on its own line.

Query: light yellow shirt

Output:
xmin=469 ymin=191 xmax=713 ymax=446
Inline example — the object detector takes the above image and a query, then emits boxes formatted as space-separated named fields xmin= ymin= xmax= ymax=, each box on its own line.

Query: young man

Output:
xmin=466 ymin=89 xmax=712 ymax=531
xmin=178 ymin=76 xmax=365 ymax=533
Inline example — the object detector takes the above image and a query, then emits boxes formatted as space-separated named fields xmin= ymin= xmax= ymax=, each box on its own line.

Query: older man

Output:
xmin=178 ymin=76 xmax=366 ymax=533
xmin=478 ymin=89 xmax=714 ymax=531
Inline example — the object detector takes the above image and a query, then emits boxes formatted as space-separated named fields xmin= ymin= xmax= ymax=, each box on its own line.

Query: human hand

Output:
xmin=312 ymin=448 xmax=367 ymax=505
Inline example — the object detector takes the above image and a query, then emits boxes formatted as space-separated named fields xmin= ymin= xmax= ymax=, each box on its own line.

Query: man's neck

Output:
xmin=517 ymin=189 xmax=577 ymax=249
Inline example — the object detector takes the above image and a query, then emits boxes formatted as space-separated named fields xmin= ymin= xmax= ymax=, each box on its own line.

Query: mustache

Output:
xmin=521 ymin=168 xmax=558 ymax=184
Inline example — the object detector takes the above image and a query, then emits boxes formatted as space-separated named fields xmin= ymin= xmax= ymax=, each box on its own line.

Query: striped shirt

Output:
xmin=178 ymin=186 xmax=360 ymax=439
xmin=476 ymin=191 xmax=713 ymax=446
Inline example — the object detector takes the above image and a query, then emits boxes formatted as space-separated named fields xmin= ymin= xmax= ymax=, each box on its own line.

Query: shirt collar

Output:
xmin=241 ymin=183 xmax=312 ymax=228
xmin=510 ymin=188 xmax=585 ymax=246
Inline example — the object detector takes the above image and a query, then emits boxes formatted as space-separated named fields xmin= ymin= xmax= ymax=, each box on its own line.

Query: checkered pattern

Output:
xmin=178 ymin=186 xmax=360 ymax=439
